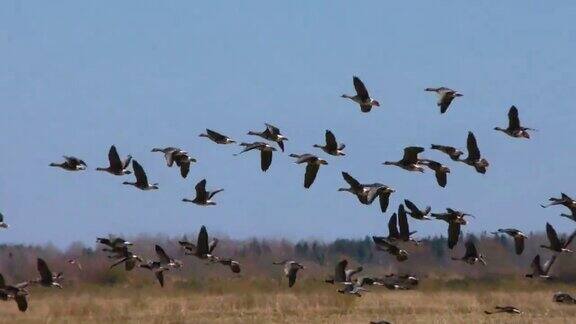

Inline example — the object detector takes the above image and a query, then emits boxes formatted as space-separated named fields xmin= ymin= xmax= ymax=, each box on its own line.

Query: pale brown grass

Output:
xmin=0 ymin=281 xmax=575 ymax=323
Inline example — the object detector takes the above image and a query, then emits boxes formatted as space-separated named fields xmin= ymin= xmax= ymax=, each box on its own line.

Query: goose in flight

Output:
xmin=313 ymin=130 xmax=345 ymax=156
xmin=404 ymin=199 xmax=432 ymax=220
xmin=324 ymin=259 xmax=363 ymax=284
xmin=420 ymin=159 xmax=450 ymax=187
xmin=0 ymin=213 xmax=8 ymax=229
xmin=199 ymin=129 xmax=236 ymax=145
xmin=273 ymin=260 xmax=304 ymax=288
xmin=67 ymin=258 xmax=83 ymax=271
xmin=109 ymin=246 xmax=143 ymax=271
xmin=50 ymin=156 xmax=87 ymax=171
xmin=338 ymin=172 xmax=395 ymax=212
xmin=235 ymin=142 xmax=277 ymax=172
xmin=372 ymin=236 xmax=408 ymax=262
xmin=32 ymin=258 xmax=63 ymax=288
xmin=179 ymin=226 xmax=218 ymax=260
xmin=452 ymin=240 xmax=486 ymax=265
xmin=459 ymin=132 xmax=489 ymax=174
xmin=541 ymin=223 xmax=576 ymax=253
xmin=383 ymin=146 xmax=425 ymax=172
xmin=152 ymin=147 xmax=196 ymax=178
xmin=432 ymin=208 xmax=473 ymax=249
xmin=289 ymin=154 xmax=328 ymax=188
xmin=494 ymin=106 xmax=534 ymax=139
xmin=386 ymin=205 xmax=418 ymax=244
xmin=247 ymin=123 xmax=288 ymax=152
xmin=430 ymin=144 xmax=464 ymax=161
xmin=425 ymin=87 xmax=462 ymax=114
xmin=484 ymin=306 xmax=521 ymax=315
xmin=525 ymin=254 xmax=555 ymax=279
xmin=216 ymin=258 xmax=241 ymax=274
xmin=182 ymin=179 xmax=223 ymax=206
xmin=541 ymin=193 xmax=576 ymax=222
xmin=123 ymin=160 xmax=159 ymax=190
xmin=341 ymin=76 xmax=380 ymax=113
xmin=155 ymin=245 xmax=183 ymax=269
xmin=139 ymin=261 xmax=169 ymax=287
xmin=97 ymin=237 xmax=133 ymax=256
xmin=96 ymin=145 xmax=132 ymax=176
xmin=0 ymin=274 xmax=29 ymax=312
xmin=491 ymin=228 xmax=527 ymax=255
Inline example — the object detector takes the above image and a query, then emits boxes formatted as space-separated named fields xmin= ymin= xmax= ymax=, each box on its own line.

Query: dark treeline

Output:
xmin=1 ymin=232 xmax=575 ymax=286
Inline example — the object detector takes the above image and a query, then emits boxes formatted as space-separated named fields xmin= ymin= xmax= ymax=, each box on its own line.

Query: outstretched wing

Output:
xmin=132 ymin=160 xmax=148 ymax=185
xmin=197 ymin=226 xmax=209 ymax=255
xmin=546 ymin=223 xmax=561 ymax=250
xmin=388 ymin=213 xmax=400 ymax=239
xmin=508 ymin=106 xmax=521 ymax=130
xmin=195 ymin=179 xmax=208 ymax=201
xmin=37 ymin=258 xmax=53 ymax=283
xmin=334 ymin=259 xmax=348 ymax=282
xmin=448 ymin=222 xmax=460 ymax=249
xmin=466 ymin=132 xmax=481 ymax=160
xmin=353 ymin=76 xmax=369 ymax=101
xmin=342 ymin=172 xmax=361 ymax=190
xmin=155 ymin=245 xmax=171 ymax=264
xmin=108 ymin=145 xmax=123 ymax=171
xmin=325 ymin=130 xmax=338 ymax=151
xmin=260 ymin=150 xmax=273 ymax=171
xmin=304 ymin=164 xmax=320 ymax=188
xmin=206 ymin=129 xmax=227 ymax=141
xmin=402 ymin=147 xmax=424 ymax=164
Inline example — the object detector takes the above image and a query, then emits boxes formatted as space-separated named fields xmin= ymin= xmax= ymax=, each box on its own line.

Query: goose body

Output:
xmin=484 ymin=306 xmax=521 ymax=315
xmin=338 ymin=172 xmax=395 ymax=212
xmin=96 ymin=145 xmax=132 ymax=176
xmin=525 ymin=254 xmax=554 ymax=279
xmin=139 ymin=260 xmax=169 ymax=287
xmin=199 ymin=129 xmax=236 ymax=144
xmin=273 ymin=260 xmax=304 ymax=287
xmin=420 ymin=159 xmax=450 ymax=187
xmin=383 ymin=146 xmax=425 ymax=172
xmin=425 ymin=87 xmax=462 ymax=114
xmin=341 ymin=76 xmax=380 ymax=113
xmin=50 ymin=156 xmax=87 ymax=171
xmin=33 ymin=258 xmax=63 ymax=288
xmin=432 ymin=208 xmax=473 ymax=249
xmin=179 ymin=225 xmax=218 ymax=260
xmin=247 ymin=123 xmax=288 ymax=152
xmin=325 ymin=259 xmax=363 ymax=284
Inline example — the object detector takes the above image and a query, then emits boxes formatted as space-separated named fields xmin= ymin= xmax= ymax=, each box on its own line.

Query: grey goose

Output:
xmin=338 ymin=282 xmax=368 ymax=297
xmin=139 ymin=260 xmax=169 ymax=287
xmin=404 ymin=199 xmax=432 ymax=220
xmin=451 ymin=240 xmax=486 ymax=265
xmin=50 ymin=156 xmax=87 ymax=171
xmin=32 ymin=258 xmax=63 ymax=288
xmin=553 ymin=292 xmax=576 ymax=304
xmin=338 ymin=172 xmax=395 ymax=212
xmin=96 ymin=145 xmax=132 ymax=175
xmin=123 ymin=160 xmax=159 ymax=190
xmin=313 ymin=130 xmax=345 ymax=156
xmin=372 ymin=236 xmax=408 ymax=262
xmin=179 ymin=225 xmax=218 ymax=260
xmin=289 ymin=153 xmax=328 ymax=188
xmin=325 ymin=259 xmax=363 ymax=284
xmin=420 ymin=159 xmax=450 ymax=187
xmin=247 ymin=123 xmax=288 ymax=152
xmin=460 ymin=132 xmax=489 ymax=174
xmin=491 ymin=228 xmax=527 ymax=255
xmin=0 ymin=274 xmax=29 ymax=312
xmin=383 ymin=146 xmax=425 ymax=172
xmin=152 ymin=147 xmax=196 ymax=178
xmin=525 ymin=254 xmax=555 ymax=279
xmin=494 ymin=106 xmax=534 ymax=139
xmin=425 ymin=87 xmax=462 ymax=114
xmin=155 ymin=244 xmax=183 ymax=269
xmin=341 ymin=76 xmax=380 ymax=113
xmin=235 ymin=142 xmax=277 ymax=171
xmin=386 ymin=205 xmax=418 ymax=244
xmin=541 ymin=193 xmax=576 ymax=222
xmin=182 ymin=179 xmax=223 ymax=206
xmin=199 ymin=129 xmax=236 ymax=145
xmin=541 ymin=223 xmax=575 ymax=253
xmin=432 ymin=208 xmax=473 ymax=249
xmin=273 ymin=260 xmax=304 ymax=287
xmin=430 ymin=144 xmax=464 ymax=161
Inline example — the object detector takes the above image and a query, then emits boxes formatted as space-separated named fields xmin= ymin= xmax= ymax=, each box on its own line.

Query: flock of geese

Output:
xmin=1 ymin=76 xmax=575 ymax=319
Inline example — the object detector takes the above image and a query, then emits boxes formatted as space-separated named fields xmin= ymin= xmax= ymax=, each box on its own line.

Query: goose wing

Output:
xmin=402 ymin=146 xmax=424 ymax=164
xmin=265 ymin=123 xmax=281 ymax=136
xmin=131 ymin=160 xmax=149 ymax=186
xmin=14 ymin=294 xmax=27 ymax=312
xmin=260 ymin=150 xmax=273 ymax=171
xmin=287 ymin=266 xmax=298 ymax=287
xmin=448 ymin=222 xmax=460 ymax=249
xmin=195 ymin=179 xmax=209 ymax=201
xmin=334 ymin=259 xmax=348 ymax=282
xmin=206 ymin=129 xmax=227 ymax=142
xmin=37 ymin=258 xmax=53 ymax=283
xmin=464 ymin=241 xmax=478 ymax=258
xmin=530 ymin=255 xmax=543 ymax=275
xmin=208 ymin=238 xmax=219 ymax=254
xmin=304 ymin=163 xmax=320 ymax=188
xmin=353 ymin=76 xmax=370 ymax=101
xmin=155 ymin=270 xmax=165 ymax=287
xmin=546 ymin=223 xmax=561 ymax=250
xmin=435 ymin=169 xmax=448 ymax=188
xmin=508 ymin=106 xmax=521 ymax=130
xmin=398 ymin=205 xmax=410 ymax=240
xmin=514 ymin=236 xmax=525 ymax=255
xmin=466 ymin=132 xmax=481 ymax=160
xmin=197 ymin=226 xmax=209 ymax=255
xmin=379 ymin=191 xmax=391 ymax=213
xmin=342 ymin=172 xmax=361 ymax=191
xmin=108 ymin=145 xmax=123 ymax=171
xmin=388 ymin=213 xmax=400 ymax=239
xmin=325 ymin=130 xmax=338 ymax=151
xmin=155 ymin=245 xmax=171 ymax=264
xmin=438 ymin=92 xmax=455 ymax=114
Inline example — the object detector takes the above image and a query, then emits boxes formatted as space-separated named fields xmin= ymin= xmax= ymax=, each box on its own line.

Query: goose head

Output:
xmin=372 ymin=100 xmax=380 ymax=107
xmin=318 ymin=159 xmax=328 ymax=165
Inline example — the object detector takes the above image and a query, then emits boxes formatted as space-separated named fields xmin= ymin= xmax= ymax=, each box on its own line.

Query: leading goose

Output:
xmin=313 ymin=130 xmax=345 ymax=156
xmin=235 ymin=142 xmax=277 ymax=172
xmin=96 ymin=145 xmax=132 ymax=175
xmin=341 ymin=76 xmax=380 ymax=113
xmin=273 ymin=260 xmax=304 ymax=288
xmin=289 ymin=153 xmax=328 ymax=188
xmin=494 ymin=106 xmax=534 ymax=139
xmin=491 ymin=228 xmax=527 ymax=255
xmin=49 ymin=156 xmax=87 ymax=171
xmin=383 ymin=146 xmax=425 ymax=172
xmin=123 ymin=160 xmax=159 ymax=191
xmin=452 ymin=240 xmax=486 ymax=265
xmin=425 ymin=87 xmax=462 ymax=114
xmin=460 ymin=132 xmax=489 ymax=174
xmin=182 ymin=179 xmax=223 ymax=206
xmin=199 ymin=129 xmax=236 ymax=145
xmin=247 ymin=123 xmax=288 ymax=152
xmin=541 ymin=223 xmax=576 ymax=253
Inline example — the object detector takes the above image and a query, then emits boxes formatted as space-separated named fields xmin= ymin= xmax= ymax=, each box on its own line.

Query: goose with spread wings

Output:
xmin=96 ymin=145 xmax=132 ymax=175
xmin=341 ymin=76 xmax=380 ymax=113
xmin=425 ymin=87 xmax=462 ymax=114
xmin=289 ymin=154 xmax=328 ymax=188
xmin=494 ymin=106 xmax=534 ymax=139
xmin=235 ymin=142 xmax=277 ymax=172
xmin=182 ymin=179 xmax=223 ymax=206
xmin=123 ymin=160 xmax=159 ymax=190
xmin=247 ymin=123 xmax=288 ymax=152
xmin=313 ymin=130 xmax=345 ymax=156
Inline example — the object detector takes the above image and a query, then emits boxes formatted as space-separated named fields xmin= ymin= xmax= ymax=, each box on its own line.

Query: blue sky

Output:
xmin=1 ymin=1 xmax=575 ymax=247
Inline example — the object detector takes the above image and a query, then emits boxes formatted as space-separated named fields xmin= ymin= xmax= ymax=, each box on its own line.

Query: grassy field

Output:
xmin=0 ymin=279 xmax=575 ymax=323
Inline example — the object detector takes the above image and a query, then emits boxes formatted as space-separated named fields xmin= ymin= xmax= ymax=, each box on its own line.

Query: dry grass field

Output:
xmin=1 ymin=280 xmax=575 ymax=323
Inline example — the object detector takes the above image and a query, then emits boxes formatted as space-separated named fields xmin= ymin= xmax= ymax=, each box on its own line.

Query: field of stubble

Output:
xmin=0 ymin=280 xmax=575 ymax=324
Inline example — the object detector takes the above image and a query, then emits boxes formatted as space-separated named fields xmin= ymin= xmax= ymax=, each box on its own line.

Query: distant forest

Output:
xmin=1 ymin=231 xmax=575 ymax=286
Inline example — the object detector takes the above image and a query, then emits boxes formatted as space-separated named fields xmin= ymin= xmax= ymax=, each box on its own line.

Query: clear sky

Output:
xmin=1 ymin=1 xmax=576 ymax=247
